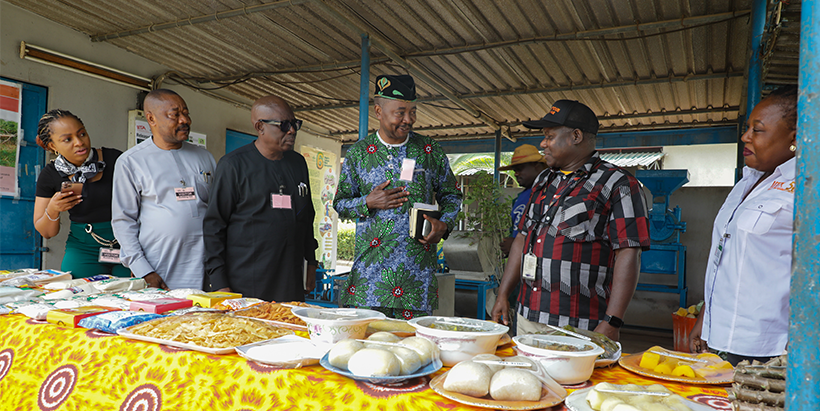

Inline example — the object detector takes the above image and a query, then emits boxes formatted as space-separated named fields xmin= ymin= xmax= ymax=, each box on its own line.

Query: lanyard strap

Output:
xmin=526 ymin=171 xmax=586 ymax=253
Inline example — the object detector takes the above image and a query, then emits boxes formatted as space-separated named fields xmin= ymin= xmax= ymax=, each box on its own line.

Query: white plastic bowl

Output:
xmin=408 ymin=316 xmax=509 ymax=366
xmin=512 ymin=334 xmax=604 ymax=385
xmin=291 ymin=308 xmax=386 ymax=345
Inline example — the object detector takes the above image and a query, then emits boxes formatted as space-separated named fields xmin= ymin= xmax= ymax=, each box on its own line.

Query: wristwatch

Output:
xmin=602 ymin=314 xmax=624 ymax=328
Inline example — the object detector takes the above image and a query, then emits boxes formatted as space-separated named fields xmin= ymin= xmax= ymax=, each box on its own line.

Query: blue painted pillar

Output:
xmin=746 ymin=0 xmax=767 ymax=119
xmin=493 ymin=129 xmax=501 ymax=182
xmin=358 ymin=34 xmax=370 ymax=141
xmin=788 ymin=0 xmax=820 ymax=409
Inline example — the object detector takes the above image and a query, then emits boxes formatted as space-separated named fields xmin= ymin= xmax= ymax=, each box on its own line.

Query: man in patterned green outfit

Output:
xmin=334 ymin=74 xmax=462 ymax=319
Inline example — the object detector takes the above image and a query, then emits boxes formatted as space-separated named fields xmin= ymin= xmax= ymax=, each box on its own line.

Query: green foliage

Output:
xmin=0 ymin=120 xmax=18 ymax=135
xmin=336 ymin=222 xmax=356 ymax=261
xmin=460 ymin=171 xmax=514 ymax=274
xmin=448 ymin=153 xmax=517 ymax=186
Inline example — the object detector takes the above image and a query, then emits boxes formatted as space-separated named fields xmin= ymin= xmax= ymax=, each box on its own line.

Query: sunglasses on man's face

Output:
xmin=259 ymin=118 xmax=303 ymax=132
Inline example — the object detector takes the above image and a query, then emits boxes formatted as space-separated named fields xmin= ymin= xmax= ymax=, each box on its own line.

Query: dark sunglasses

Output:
xmin=259 ymin=118 xmax=303 ymax=132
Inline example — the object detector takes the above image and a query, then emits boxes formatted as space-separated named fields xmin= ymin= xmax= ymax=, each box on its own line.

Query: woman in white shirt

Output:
xmin=688 ymin=85 xmax=797 ymax=366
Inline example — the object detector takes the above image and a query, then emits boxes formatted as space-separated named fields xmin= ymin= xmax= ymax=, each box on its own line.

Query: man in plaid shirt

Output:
xmin=491 ymin=100 xmax=651 ymax=341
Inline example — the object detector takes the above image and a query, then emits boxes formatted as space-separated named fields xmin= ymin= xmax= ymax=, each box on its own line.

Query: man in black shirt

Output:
xmin=203 ymin=95 xmax=318 ymax=302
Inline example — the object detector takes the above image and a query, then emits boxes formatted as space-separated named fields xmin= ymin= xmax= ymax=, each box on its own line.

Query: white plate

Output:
xmin=564 ymin=387 xmax=715 ymax=411
xmin=320 ymin=353 xmax=442 ymax=385
xmin=235 ymin=335 xmax=325 ymax=368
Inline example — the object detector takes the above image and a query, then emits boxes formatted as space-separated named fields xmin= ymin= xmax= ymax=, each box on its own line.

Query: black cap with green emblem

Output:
xmin=375 ymin=74 xmax=417 ymax=102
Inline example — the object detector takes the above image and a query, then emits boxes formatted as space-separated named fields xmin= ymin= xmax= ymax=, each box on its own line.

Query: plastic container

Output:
xmin=672 ymin=313 xmax=697 ymax=353
xmin=130 ymin=298 xmax=193 ymax=314
xmin=512 ymin=334 xmax=604 ymax=385
xmin=291 ymin=307 xmax=385 ymax=345
xmin=408 ymin=316 xmax=509 ymax=366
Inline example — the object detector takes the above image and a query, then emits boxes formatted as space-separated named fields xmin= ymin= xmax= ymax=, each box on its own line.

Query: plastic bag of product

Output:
xmin=0 ymin=277 xmax=39 ymax=288
xmin=213 ymin=298 xmax=265 ymax=311
xmin=17 ymin=303 xmax=56 ymax=320
xmin=118 ymin=290 xmax=168 ymax=301
xmin=43 ymin=275 xmax=113 ymax=290
xmin=92 ymin=278 xmax=146 ymax=293
xmin=0 ymin=270 xmax=71 ymax=287
xmin=89 ymin=296 xmax=132 ymax=310
xmin=166 ymin=288 xmax=206 ymax=299
xmin=163 ymin=306 xmax=225 ymax=316
xmin=53 ymin=298 xmax=97 ymax=309
xmin=78 ymin=311 xmax=164 ymax=334
xmin=0 ymin=269 xmax=37 ymax=281
xmin=43 ymin=283 xmax=98 ymax=300
xmin=0 ymin=287 xmax=44 ymax=304
xmin=0 ymin=305 xmax=11 ymax=315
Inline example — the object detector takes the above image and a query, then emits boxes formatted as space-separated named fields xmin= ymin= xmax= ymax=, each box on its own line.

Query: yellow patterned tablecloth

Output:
xmin=0 ymin=314 xmax=730 ymax=410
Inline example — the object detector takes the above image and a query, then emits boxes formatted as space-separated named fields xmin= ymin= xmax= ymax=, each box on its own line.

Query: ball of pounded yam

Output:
xmin=347 ymin=348 xmax=401 ymax=377
xmin=365 ymin=331 xmax=401 ymax=349
xmin=601 ymin=397 xmax=626 ymax=411
xmin=401 ymin=336 xmax=439 ymax=366
xmin=488 ymin=368 xmax=542 ymax=401
xmin=471 ymin=354 xmax=503 ymax=373
xmin=443 ymin=361 xmax=493 ymax=398
xmin=328 ymin=339 xmax=364 ymax=370
xmin=388 ymin=346 xmax=423 ymax=375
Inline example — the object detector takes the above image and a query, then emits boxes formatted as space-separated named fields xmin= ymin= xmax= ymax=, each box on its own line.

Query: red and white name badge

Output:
xmin=271 ymin=193 xmax=292 ymax=209
xmin=98 ymin=248 xmax=121 ymax=264
xmin=174 ymin=187 xmax=196 ymax=201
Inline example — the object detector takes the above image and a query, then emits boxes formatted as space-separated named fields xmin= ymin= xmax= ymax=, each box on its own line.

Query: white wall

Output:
xmin=1 ymin=1 xmax=340 ymax=270
xmin=663 ymin=144 xmax=737 ymax=187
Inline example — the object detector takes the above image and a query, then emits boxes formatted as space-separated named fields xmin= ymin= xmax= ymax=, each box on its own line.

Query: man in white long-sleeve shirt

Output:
xmin=112 ymin=89 xmax=216 ymax=290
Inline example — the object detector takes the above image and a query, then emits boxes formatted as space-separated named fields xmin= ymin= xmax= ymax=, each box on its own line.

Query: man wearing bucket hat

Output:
xmin=490 ymin=100 xmax=650 ymax=341
xmin=334 ymin=74 xmax=462 ymax=320
xmin=498 ymin=144 xmax=548 ymax=257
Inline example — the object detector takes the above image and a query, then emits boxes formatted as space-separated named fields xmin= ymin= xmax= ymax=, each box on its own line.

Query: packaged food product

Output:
xmin=43 ymin=283 xmax=98 ymax=300
xmin=187 ymin=292 xmax=242 ymax=308
xmin=213 ymin=298 xmax=264 ymax=311
xmin=92 ymin=278 xmax=146 ymax=293
xmin=0 ymin=286 xmax=44 ymax=304
xmin=46 ymin=306 xmax=120 ymax=328
xmin=78 ymin=311 xmax=164 ymax=334
xmin=53 ymin=297 xmax=97 ymax=309
xmin=17 ymin=303 xmax=56 ymax=320
xmin=0 ymin=270 xmax=72 ymax=287
xmin=118 ymin=290 xmax=169 ymax=301
xmin=90 ymin=295 xmax=132 ymax=310
xmin=163 ymin=306 xmax=225 ymax=316
xmin=130 ymin=298 xmax=193 ymax=314
xmin=233 ymin=302 xmax=307 ymax=326
xmin=166 ymin=288 xmax=206 ymax=299
xmin=43 ymin=275 xmax=112 ymax=290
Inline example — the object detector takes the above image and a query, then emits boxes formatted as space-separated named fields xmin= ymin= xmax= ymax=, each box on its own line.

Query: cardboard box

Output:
xmin=186 ymin=292 xmax=242 ymax=308
xmin=129 ymin=298 xmax=193 ymax=314
xmin=47 ymin=306 xmax=120 ymax=328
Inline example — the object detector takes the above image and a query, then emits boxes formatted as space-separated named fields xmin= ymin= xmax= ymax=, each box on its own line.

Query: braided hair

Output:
xmin=36 ymin=109 xmax=84 ymax=150
xmin=765 ymin=85 xmax=798 ymax=130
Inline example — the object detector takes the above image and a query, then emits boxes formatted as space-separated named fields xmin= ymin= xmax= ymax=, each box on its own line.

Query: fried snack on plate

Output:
xmin=234 ymin=302 xmax=308 ymax=327
xmin=125 ymin=313 xmax=290 ymax=348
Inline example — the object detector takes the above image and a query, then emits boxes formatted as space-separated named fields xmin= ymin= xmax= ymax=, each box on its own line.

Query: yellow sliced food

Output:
xmin=672 ymin=364 xmax=695 ymax=378
xmin=653 ymin=363 xmax=673 ymax=375
xmin=640 ymin=351 xmax=661 ymax=369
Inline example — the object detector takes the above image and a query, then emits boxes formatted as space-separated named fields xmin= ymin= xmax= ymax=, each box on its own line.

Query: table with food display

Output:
xmin=0 ymin=269 xmax=737 ymax=411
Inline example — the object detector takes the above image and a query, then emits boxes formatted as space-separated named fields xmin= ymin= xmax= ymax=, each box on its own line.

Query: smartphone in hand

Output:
xmin=61 ymin=181 xmax=83 ymax=195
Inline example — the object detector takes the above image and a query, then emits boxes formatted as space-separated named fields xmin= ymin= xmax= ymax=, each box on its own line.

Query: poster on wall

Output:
xmin=301 ymin=146 xmax=338 ymax=270
xmin=128 ymin=110 xmax=206 ymax=149
xmin=0 ymin=80 xmax=22 ymax=196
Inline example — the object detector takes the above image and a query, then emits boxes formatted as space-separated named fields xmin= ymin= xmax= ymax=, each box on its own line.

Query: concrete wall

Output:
xmin=663 ymin=144 xmax=737 ymax=187
xmin=1 ymin=1 xmax=340 ymax=270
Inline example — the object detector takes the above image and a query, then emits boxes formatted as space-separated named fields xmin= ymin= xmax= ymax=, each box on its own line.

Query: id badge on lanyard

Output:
xmin=98 ymin=248 xmax=121 ymax=264
xmin=522 ymin=252 xmax=537 ymax=281
xmin=174 ymin=187 xmax=196 ymax=201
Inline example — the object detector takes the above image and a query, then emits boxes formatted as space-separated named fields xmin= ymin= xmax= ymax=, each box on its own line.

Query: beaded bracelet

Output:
xmin=44 ymin=208 xmax=60 ymax=222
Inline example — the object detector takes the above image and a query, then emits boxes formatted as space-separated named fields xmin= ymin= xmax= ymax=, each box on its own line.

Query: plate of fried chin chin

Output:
xmin=619 ymin=346 xmax=733 ymax=384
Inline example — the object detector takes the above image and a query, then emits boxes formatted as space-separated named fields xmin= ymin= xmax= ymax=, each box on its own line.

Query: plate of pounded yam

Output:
xmin=565 ymin=383 xmax=714 ymax=411
xmin=428 ymin=354 xmax=568 ymax=410
xmin=320 ymin=332 xmax=444 ymax=384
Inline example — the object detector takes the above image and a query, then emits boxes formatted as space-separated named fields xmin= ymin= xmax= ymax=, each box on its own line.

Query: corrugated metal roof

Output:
xmin=7 ymin=0 xmax=756 ymax=144
xmin=600 ymin=151 xmax=665 ymax=168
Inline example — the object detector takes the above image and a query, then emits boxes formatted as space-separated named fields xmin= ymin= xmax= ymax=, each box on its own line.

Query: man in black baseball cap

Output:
xmin=491 ymin=99 xmax=651 ymax=342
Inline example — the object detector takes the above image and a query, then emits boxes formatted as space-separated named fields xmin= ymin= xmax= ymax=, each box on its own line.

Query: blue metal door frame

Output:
xmin=224 ymin=129 xmax=256 ymax=154
xmin=0 ymin=78 xmax=47 ymax=269
xmin=788 ymin=0 xmax=820 ymax=408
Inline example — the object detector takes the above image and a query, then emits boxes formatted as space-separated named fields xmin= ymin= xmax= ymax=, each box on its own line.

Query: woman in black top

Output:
xmin=33 ymin=109 xmax=129 ymax=278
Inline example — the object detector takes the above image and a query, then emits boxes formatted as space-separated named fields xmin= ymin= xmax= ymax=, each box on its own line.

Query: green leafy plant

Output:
xmin=459 ymin=171 xmax=514 ymax=275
